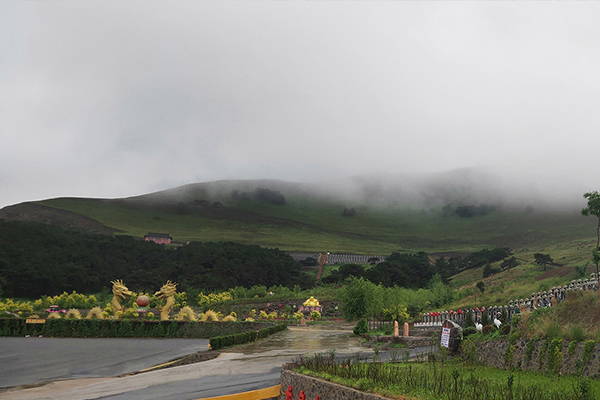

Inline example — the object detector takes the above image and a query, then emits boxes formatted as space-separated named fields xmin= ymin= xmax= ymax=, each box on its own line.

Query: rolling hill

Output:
xmin=0 ymin=174 xmax=594 ymax=257
xmin=1 ymin=171 xmax=598 ymax=306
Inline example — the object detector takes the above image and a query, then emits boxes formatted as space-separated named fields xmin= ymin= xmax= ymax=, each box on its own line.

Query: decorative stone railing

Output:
xmin=415 ymin=273 xmax=598 ymax=328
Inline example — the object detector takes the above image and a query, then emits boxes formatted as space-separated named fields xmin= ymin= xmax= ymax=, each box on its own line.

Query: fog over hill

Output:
xmin=118 ymin=166 xmax=589 ymax=213
xmin=3 ymin=3 xmax=600 ymax=211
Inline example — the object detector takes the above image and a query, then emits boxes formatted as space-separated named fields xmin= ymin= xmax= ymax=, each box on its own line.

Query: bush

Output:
xmin=339 ymin=277 xmax=381 ymax=321
xmin=463 ymin=326 xmax=478 ymax=338
xmin=0 ymin=319 xmax=284 ymax=340
xmin=310 ymin=310 xmax=321 ymax=320
xmin=567 ymin=325 xmax=585 ymax=342
xmin=209 ymin=322 xmax=287 ymax=350
xmin=353 ymin=318 xmax=369 ymax=335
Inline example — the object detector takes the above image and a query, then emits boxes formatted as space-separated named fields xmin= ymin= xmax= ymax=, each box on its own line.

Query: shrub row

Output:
xmin=0 ymin=318 xmax=283 ymax=339
xmin=210 ymin=322 xmax=288 ymax=350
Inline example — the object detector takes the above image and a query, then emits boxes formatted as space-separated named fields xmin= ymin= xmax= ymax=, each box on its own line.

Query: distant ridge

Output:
xmin=0 ymin=202 xmax=121 ymax=235
xmin=0 ymin=173 xmax=591 ymax=254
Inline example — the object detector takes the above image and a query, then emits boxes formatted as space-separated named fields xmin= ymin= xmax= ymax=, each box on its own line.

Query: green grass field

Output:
xmin=37 ymin=192 xmax=594 ymax=256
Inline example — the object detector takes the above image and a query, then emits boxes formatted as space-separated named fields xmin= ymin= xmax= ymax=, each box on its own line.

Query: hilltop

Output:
xmin=0 ymin=173 xmax=594 ymax=256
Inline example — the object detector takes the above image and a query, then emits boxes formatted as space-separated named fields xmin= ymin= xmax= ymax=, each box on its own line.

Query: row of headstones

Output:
xmin=417 ymin=305 xmax=513 ymax=327
xmin=286 ymin=252 xmax=387 ymax=264
xmin=327 ymin=254 xmax=387 ymax=264
xmin=509 ymin=273 xmax=598 ymax=311
xmin=416 ymin=273 xmax=598 ymax=328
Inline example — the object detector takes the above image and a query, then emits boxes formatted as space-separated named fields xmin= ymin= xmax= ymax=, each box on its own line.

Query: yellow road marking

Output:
xmin=137 ymin=359 xmax=180 ymax=372
xmin=196 ymin=385 xmax=281 ymax=400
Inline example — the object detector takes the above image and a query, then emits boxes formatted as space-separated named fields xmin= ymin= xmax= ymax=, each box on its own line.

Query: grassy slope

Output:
xmin=37 ymin=196 xmax=592 ymax=253
xmin=31 ymin=182 xmax=599 ymax=306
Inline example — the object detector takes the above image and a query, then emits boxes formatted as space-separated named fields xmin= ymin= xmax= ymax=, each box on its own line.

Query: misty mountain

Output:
xmin=0 ymin=167 xmax=592 ymax=254
xmin=117 ymin=166 xmax=586 ymax=211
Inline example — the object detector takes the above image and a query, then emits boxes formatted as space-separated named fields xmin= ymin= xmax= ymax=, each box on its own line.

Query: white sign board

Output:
xmin=440 ymin=327 xmax=451 ymax=348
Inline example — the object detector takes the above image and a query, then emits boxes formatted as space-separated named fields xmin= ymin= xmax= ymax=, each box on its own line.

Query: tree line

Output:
xmin=323 ymin=247 xmax=514 ymax=288
xmin=0 ymin=220 xmax=309 ymax=298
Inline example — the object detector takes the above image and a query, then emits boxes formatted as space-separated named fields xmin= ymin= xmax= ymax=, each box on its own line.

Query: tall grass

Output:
xmin=294 ymin=353 xmax=599 ymax=400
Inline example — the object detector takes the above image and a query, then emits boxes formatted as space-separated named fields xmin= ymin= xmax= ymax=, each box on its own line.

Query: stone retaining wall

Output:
xmin=278 ymin=369 xmax=391 ymax=400
xmin=474 ymin=338 xmax=600 ymax=376
xmin=275 ymin=338 xmax=600 ymax=400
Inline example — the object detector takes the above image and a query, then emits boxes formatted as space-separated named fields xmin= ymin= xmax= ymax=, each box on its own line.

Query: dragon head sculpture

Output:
xmin=154 ymin=280 xmax=178 ymax=299
xmin=111 ymin=279 xmax=133 ymax=298
xmin=154 ymin=280 xmax=178 ymax=321
xmin=110 ymin=279 xmax=133 ymax=315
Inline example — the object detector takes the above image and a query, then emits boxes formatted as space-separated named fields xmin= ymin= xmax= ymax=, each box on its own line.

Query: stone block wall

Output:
xmin=278 ymin=369 xmax=391 ymax=400
xmin=474 ymin=338 xmax=600 ymax=377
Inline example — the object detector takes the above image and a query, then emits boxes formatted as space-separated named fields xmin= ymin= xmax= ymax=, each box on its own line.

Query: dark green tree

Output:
xmin=582 ymin=191 xmax=600 ymax=281
xmin=338 ymin=277 xmax=381 ymax=321
xmin=500 ymin=256 xmax=519 ymax=270
xmin=476 ymin=281 xmax=485 ymax=293
xmin=534 ymin=253 xmax=554 ymax=271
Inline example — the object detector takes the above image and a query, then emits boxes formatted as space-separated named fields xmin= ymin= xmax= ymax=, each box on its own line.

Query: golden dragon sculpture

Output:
xmin=111 ymin=279 xmax=133 ymax=316
xmin=154 ymin=280 xmax=178 ymax=321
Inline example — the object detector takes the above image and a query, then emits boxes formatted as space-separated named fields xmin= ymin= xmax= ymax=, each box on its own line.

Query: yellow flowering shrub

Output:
xmin=0 ymin=298 xmax=34 ymax=314
xmin=122 ymin=307 xmax=139 ymax=319
xmin=198 ymin=291 xmax=232 ymax=307
xmin=103 ymin=303 xmax=115 ymax=315
xmin=36 ymin=291 xmax=97 ymax=310
xmin=293 ymin=311 xmax=304 ymax=322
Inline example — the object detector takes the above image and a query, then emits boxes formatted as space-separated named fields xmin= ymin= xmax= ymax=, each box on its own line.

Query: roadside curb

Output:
xmin=195 ymin=385 xmax=280 ymax=400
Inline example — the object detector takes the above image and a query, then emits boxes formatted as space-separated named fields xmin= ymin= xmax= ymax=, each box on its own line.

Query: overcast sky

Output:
xmin=1 ymin=2 xmax=600 ymax=208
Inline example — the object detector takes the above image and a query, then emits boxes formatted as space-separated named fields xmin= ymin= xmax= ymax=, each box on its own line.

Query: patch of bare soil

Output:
xmin=0 ymin=202 xmax=122 ymax=235
xmin=534 ymin=265 xmax=574 ymax=281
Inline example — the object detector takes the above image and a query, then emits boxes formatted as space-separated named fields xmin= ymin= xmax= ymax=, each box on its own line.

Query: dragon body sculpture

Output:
xmin=155 ymin=280 xmax=178 ymax=321
xmin=86 ymin=306 xmax=104 ymax=320
xmin=175 ymin=306 xmax=198 ymax=321
xmin=111 ymin=279 xmax=133 ymax=316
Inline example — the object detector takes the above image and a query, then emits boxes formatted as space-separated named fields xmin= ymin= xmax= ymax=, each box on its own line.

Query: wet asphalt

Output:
xmin=0 ymin=322 xmax=431 ymax=400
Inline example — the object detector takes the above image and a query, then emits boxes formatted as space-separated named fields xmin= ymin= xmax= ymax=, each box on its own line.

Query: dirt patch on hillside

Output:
xmin=0 ymin=203 xmax=122 ymax=235
xmin=534 ymin=265 xmax=574 ymax=281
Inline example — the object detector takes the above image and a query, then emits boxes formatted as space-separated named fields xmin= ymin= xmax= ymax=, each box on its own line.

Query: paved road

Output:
xmin=0 ymin=337 xmax=209 ymax=389
xmin=0 ymin=323 xmax=430 ymax=400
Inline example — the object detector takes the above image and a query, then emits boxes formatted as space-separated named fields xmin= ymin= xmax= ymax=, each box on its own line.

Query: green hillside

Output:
xmin=0 ymin=179 xmax=598 ymax=308
xmin=16 ymin=180 xmax=592 ymax=258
